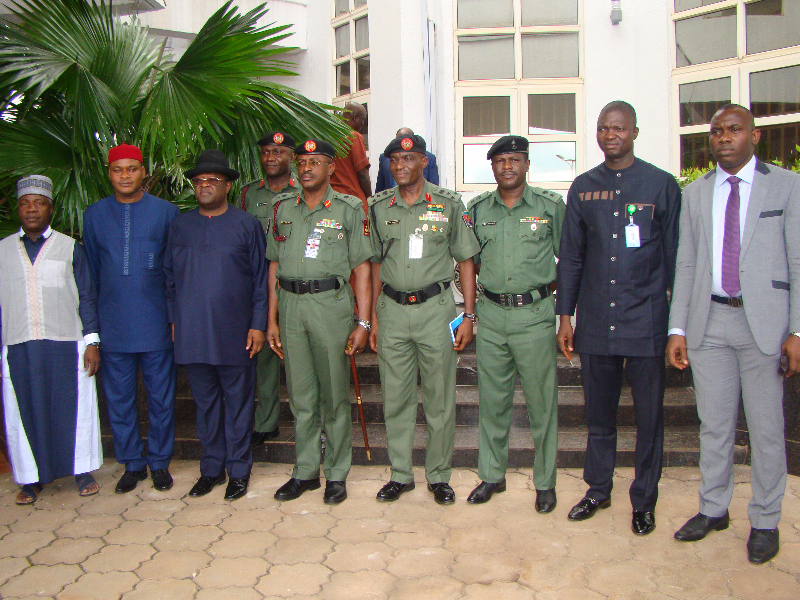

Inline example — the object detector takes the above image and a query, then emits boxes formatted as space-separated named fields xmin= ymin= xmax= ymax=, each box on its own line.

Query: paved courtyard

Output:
xmin=0 ymin=461 xmax=798 ymax=599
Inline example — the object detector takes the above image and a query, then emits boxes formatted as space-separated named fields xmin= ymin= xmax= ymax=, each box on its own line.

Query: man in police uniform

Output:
xmin=556 ymin=101 xmax=681 ymax=535
xmin=240 ymin=131 xmax=301 ymax=448
xmin=266 ymin=139 xmax=373 ymax=504
xmin=466 ymin=136 xmax=565 ymax=512
xmin=368 ymin=135 xmax=480 ymax=505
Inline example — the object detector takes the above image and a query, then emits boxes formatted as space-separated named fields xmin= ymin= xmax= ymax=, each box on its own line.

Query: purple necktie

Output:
xmin=721 ymin=176 xmax=741 ymax=297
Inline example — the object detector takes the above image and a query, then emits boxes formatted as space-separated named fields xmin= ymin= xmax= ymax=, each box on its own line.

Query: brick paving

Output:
xmin=0 ymin=460 xmax=799 ymax=599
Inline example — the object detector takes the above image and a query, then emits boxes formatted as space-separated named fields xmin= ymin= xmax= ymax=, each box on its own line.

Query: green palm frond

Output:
xmin=0 ymin=0 xmax=350 ymax=237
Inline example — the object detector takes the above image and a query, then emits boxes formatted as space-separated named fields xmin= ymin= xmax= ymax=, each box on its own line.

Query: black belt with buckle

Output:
xmin=483 ymin=285 xmax=551 ymax=307
xmin=279 ymin=277 xmax=340 ymax=294
xmin=711 ymin=294 xmax=743 ymax=307
xmin=383 ymin=281 xmax=450 ymax=306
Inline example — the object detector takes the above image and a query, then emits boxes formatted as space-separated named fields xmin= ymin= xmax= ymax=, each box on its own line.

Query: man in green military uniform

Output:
xmin=466 ymin=136 xmax=565 ymax=512
xmin=266 ymin=139 xmax=372 ymax=504
xmin=368 ymin=134 xmax=480 ymax=505
xmin=240 ymin=131 xmax=301 ymax=448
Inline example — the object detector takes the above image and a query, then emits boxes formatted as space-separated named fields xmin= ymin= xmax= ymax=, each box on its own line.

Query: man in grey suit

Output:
xmin=667 ymin=104 xmax=800 ymax=564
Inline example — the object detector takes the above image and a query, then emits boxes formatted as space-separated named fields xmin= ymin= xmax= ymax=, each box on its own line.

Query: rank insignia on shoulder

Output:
xmin=462 ymin=210 xmax=473 ymax=228
xmin=363 ymin=218 xmax=370 ymax=236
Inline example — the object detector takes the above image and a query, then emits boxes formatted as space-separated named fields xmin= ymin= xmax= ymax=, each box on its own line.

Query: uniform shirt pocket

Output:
xmin=319 ymin=230 xmax=347 ymax=265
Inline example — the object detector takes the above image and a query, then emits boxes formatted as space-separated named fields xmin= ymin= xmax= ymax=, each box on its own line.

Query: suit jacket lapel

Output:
xmin=700 ymin=170 xmax=716 ymax=263
xmin=741 ymin=161 xmax=771 ymax=257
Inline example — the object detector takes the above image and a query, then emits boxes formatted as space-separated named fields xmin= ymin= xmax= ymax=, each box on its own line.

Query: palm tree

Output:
xmin=0 ymin=0 xmax=350 ymax=236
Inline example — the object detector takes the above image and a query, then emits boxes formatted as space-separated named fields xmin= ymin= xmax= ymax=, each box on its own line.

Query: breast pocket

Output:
xmin=141 ymin=241 xmax=163 ymax=273
xmin=421 ymin=229 xmax=447 ymax=257
xmin=277 ymin=222 xmax=293 ymax=262
xmin=476 ymin=223 xmax=498 ymax=261
xmin=319 ymin=230 xmax=347 ymax=264
xmin=626 ymin=204 xmax=654 ymax=240
xmin=520 ymin=220 xmax=550 ymax=242
xmin=38 ymin=259 xmax=67 ymax=288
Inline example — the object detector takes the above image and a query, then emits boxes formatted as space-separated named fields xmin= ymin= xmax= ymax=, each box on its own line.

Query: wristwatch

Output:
xmin=356 ymin=319 xmax=372 ymax=332
xmin=463 ymin=313 xmax=476 ymax=322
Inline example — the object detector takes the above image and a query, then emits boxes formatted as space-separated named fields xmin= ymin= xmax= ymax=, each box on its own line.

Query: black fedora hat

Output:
xmin=185 ymin=149 xmax=240 ymax=181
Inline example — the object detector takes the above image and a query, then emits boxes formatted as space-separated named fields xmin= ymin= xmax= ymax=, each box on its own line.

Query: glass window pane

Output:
xmin=675 ymin=9 xmax=736 ymax=67
xmin=521 ymin=33 xmax=579 ymax=78
xmin=457 ymin=0 xmax=513 ymax=28
xmin=679 ymin=77 xmax=730 ymax=126
xmin=521 ymin=0 xmax=578 ymax=26
xmin=335 ymin=24 xmax=350 ymax=59
xmin=464 ymin=144 xmax=496 ymax=184
xmin=746 ymin=0 xmax=800 ymax=55
xmin=337 ymin=62 xmax=350 ymax=96
xmin=528 ymin=142 xmax=576 ymax=182
xmin=755 ymin=122 xmax=800 ymax=167
xmin=335 ymin=0 xmax=349 ymax=16
xmin=751 ymin=65 xmax=800 ymax=117
xmin=355 ymin=0 xmax=367 ymax=7
xmin=528 ymin=94 xmax=576 ymax=134
xmin=355 ymin=17 xmax=369 ymax=52
xmin=680 ymin=132 xmax=714 ymax=170
xmin=674 ymin=0 xmax=722 ymax=11
xmin=463 ymin=96 xmax=511 ymax=136
xmin=357 ymin=56 xmax=370 ymax=91
xmin=459 ymin=36 xmax=515 ymax=80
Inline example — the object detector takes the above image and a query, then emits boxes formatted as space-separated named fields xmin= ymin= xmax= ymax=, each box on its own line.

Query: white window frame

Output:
xmin=453 ymin=0 xmax=584 ymax=193
xmin=332 ymin=0 xmax=370 ymax=105
xmin=670 ymin=0 xmax=800 ymax=171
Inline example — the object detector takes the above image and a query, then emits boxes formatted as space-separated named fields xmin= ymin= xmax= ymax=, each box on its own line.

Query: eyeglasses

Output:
xmin=191 ymin=177 xmax=228 ymax=187
xmin=296 ymin=159 xmax=329 ymax=168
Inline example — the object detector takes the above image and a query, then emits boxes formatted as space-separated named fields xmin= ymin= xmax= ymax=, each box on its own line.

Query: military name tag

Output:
xmin=409 ymin=234 xmax=423 ymax=259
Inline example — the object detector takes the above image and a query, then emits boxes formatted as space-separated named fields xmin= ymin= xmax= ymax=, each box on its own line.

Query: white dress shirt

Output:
xmin=668 ymin=155 xmax=756 ymax=338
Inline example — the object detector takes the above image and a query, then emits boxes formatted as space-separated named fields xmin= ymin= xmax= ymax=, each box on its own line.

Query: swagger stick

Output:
xmin=350 ymin=355 xmax=371 ymax=461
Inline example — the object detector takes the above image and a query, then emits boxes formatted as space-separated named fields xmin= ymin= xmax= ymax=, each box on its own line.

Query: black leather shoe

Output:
xmin=224 ymin=478 xmax=249 ymax=501
xmin=632 ymin=511 xmax=656 ymax=535
xmin=274 ymin=477 xmax=321 ymax=501
xmin=674 ymin=511 xmax=729 ymax=541
xmin=535 ymin=488 xmax=557 ymax=514
xmin=427 ymin=482 xmax=455 ymax=505
xmin=568 ymin=496 xmax=611 ymax=521
xmin=467 ymin=480 xmax=506 ymax=504
xmin=188 ymin=473 xmax=226 ymax=497
xmin=151 ymin=469 xmax=173 ymax=491
xmin=323 ymin=481 xmax=347 ymax=505
xmin=115 ymin=469 xmax=147 ymax=494
xmin=376 ymin=481 xmax=415 ymax=502
xmin=250 ymin=428 xmax=280 ymax=447
xmin=747 ymin=527 xmax=779 ymax=564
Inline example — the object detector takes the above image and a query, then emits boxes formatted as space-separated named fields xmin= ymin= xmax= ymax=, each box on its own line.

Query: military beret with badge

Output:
xmin=487 ymin=135 xmax=529 ymax=160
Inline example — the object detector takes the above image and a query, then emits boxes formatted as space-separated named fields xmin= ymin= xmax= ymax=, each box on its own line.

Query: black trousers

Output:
xmin=183 ymin=363 xmax=256 ymax=480
xmin=580 ymin=354 xmax=665 ymax=512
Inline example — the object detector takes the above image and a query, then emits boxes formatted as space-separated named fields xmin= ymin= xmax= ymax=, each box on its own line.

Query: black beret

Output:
xmin=294 ymin=139 xmax=336 ymax=159
xmin=257 ymin=131 xmax=296 ymax=148
xmin=487 ymin=136 xmax=529 ymax=160
xmin=384 ymin=134 xmax=426 ymax=156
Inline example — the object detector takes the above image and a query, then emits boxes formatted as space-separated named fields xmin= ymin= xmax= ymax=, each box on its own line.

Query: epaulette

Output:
xmin=334 ymin=192 xmax=365 ymax=211
xmin=242 ymin=178 xmax=261 ymax=191
xmin=273 ymin=191 xmax=295 ymax=205
xmin=467 ymin=190 xmax=493 ymax=210
xmin=531 ymin=187 xmax=564 ymax=203
xmin=430 ymin=186 xmax=460 ymax=202
xmin=368 ymin=188 xmax=395 ymax=206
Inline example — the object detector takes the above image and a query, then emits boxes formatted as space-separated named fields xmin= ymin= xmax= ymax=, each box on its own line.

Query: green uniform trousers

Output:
xmin=278 ymin=284 xmax=353 ymax=481
xmin=475 ymin=294 xmax=558 ymax=489
xmin=376 ymin=287 xmax=457 ymax=484
xmin=254 ymin=348 xmax=281 ymax=433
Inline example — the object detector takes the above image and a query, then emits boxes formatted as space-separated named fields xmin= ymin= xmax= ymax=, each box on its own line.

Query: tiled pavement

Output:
xmin=1 ymin=461 xmax=799 ymax=599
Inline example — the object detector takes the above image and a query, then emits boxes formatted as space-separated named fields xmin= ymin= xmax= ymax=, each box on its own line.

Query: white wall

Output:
xmin=583 ymin=0 xmax=674 ymax=172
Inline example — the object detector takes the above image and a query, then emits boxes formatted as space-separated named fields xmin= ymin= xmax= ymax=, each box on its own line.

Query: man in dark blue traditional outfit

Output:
xmin=83 ymin=144 xmax=179 ymax=494
xmin=0 ymin=175 xmax=103 ymax=505
xmin=165 ymin=150 xmax=268 ymax=501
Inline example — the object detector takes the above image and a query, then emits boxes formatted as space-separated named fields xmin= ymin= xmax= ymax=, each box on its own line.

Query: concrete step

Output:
xmin=101 ymin=423 xmax=745 ymax=470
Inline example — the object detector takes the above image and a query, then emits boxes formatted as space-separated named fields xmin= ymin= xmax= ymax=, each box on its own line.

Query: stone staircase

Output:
xmin=98 ymin=329 xmax=750 ymax=470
